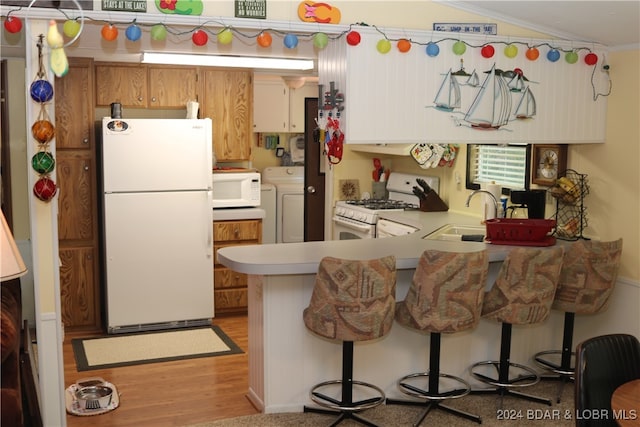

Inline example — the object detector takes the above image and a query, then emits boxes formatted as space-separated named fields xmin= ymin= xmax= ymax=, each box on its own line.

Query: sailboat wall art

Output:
xmin=434 ymin=64 xmax=540 ymax=130
xmin=340 ymin=29 xmax=608 ymax=144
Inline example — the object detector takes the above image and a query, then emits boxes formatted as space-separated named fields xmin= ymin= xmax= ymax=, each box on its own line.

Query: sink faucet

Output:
xmin=465 ymin=190 xmax=501 ymax=219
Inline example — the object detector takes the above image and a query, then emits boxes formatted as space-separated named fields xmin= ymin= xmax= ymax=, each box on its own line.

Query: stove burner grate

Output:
xmin=345 ymin=199 xmax=418 ymax=211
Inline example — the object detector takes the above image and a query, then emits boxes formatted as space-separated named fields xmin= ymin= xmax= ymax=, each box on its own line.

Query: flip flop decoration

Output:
xmin=298 ymin=1 xmax=341 ymax=24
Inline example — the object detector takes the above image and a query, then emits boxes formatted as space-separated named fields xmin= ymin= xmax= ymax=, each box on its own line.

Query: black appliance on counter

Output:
xmin=510 ymin=190 xmax=547 ymax=219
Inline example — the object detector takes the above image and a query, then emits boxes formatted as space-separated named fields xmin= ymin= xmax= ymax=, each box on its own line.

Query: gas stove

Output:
xmin=335 ymin=199 xmax=418 ymax=225
xmin=332 ymin=173 xmax=440 ymax=240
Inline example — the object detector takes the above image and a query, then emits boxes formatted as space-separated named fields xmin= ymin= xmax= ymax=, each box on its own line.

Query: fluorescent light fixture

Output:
xmin=141 ymin=53 xmax=314 ymax=70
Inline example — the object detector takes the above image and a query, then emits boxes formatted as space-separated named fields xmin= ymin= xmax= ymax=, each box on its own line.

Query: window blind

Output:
xmin=468 ymin=145 xmax=528 ymax=189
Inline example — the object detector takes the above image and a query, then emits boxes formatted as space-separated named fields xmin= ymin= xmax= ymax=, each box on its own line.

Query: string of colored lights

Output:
xmin=3 ymin=7 xmax=603 ymax=66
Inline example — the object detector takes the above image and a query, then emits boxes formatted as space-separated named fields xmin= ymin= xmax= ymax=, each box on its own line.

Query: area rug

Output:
xmin=72 ymin=326 xmax=243 ymax=371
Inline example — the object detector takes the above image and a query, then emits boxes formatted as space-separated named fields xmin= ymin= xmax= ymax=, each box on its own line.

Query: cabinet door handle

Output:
xmin=151 ymin=97 xmax=157 ymax=102
xmin=83 ymin=164 xmax=89 ymax=171
xmin=137 ymin=96 xmax=143 ymax=102
xmin=82 ymin=138 xmax=89 ymax=144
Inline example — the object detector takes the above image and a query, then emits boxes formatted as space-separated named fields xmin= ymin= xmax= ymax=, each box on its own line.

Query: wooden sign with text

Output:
xmin=235 ymin=0 xmax=266 ymax=19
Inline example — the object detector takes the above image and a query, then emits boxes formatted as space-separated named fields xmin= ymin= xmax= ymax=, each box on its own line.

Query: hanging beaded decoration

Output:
xmin=31 ymin=34 xmax=57 ymax=202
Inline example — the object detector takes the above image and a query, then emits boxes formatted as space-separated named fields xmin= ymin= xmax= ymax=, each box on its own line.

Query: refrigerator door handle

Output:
xmin=207 ymin=190 xmax=213 ymax=258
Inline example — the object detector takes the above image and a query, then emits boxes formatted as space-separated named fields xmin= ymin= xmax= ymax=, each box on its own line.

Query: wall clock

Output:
xmin=532 ymin=144 xmax=568 ymax=186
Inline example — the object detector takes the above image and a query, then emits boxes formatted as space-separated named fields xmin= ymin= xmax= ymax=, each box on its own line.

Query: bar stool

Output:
xmin=534 ymin=239 xmax=623 ymax=403
xmin=386 ymin=249 xmax=489 ymax=425
xmin=470 ymin=246 xmax=564 ymax=406
xmin=303 ymin=255 xmax=396 ymax=427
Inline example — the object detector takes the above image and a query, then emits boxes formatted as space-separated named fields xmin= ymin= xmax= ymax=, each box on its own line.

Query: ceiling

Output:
xmin=440 ymin=1 xmax=640 ymax=49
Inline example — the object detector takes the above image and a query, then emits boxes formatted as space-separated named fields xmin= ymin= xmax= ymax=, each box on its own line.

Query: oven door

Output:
xmin=332 ymin=215 xmax=376 ymax=240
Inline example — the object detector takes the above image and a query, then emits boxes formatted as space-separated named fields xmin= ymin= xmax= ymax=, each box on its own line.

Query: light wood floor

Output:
xmin=63 ymin=314 xmax=259 ymax=427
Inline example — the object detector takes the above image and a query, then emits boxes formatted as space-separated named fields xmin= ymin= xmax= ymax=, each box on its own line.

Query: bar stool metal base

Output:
xmin=533 ymin=312 xmax=576 ymax=403
xmin=470 ymin=360 xmax=550 ymax=406
xmin=470 ymin=323 xmax=551 ymax=407
xmin=303 ymin=342 xmax=385 ymax=427
xmin=386 ymin=333 xmax=481 ymax=425
xmin=305 ymin=380 xmax=385 ymax=427
xmin=386 ymin=372 xmax=481 ymax=425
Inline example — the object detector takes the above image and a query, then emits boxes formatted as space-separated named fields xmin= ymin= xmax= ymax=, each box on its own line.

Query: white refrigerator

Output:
xmin=100 ymin=117 xmax=214 ymax=333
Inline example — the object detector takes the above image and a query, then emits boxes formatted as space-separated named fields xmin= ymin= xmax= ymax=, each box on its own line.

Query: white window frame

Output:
xmin=466 ymin=144 xmax=531 ymax=191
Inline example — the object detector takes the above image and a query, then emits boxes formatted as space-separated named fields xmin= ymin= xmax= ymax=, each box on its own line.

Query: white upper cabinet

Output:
xmin=253 ymin=76 xmax=318 ymax=133
xmin=253 ymin=78 xmax=289 ymax=132
xmin=289 ymin=83 xmax=319 ymax=132
xmin=338 ymin=30 xmax=608 ymax=144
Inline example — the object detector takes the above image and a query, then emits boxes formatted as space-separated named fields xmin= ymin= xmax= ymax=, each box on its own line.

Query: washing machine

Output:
xmin=261 ymin=166 xmax=304 ymax=243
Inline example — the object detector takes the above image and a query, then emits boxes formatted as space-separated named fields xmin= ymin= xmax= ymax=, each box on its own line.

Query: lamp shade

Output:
xmin=1 ymin=211 xmax=27 ymax=281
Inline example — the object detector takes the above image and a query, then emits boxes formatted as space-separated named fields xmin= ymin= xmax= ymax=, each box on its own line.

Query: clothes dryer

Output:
xmin=261 ymin=167 xmax=304 ymax=243
xmin=260 ymin=183 xmax=276 ymax=244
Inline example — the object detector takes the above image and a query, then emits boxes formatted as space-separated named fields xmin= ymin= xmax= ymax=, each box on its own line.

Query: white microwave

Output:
xmin=211 ymin=172 xmax=261 ymax=208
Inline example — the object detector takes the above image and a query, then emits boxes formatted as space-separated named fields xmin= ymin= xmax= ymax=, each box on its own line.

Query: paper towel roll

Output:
xmin=186 ymin=101 xmax=199 ymax=119
xmin=483 ymin=182 xmax=502 ymax=220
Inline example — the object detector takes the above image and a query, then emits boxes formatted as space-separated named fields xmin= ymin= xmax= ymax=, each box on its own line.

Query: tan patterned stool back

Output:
xmin=395 ymin=250 xmax=488 ymax=334
xmin=470 ymin=246 xmax=565 ymax=407
xmin=481 ymin=246 xmax=565 ymax=325
xmin=387 ymin=250 xmax=489 ymax=425
xmin=303 ymin=256 xmax=397 ymax=426
xmin=534 ymin=239 xmax=623 ymax=403
xmin=303 ymin=255 xmax=396 ymax=342
xmin=553 ymin=239 xmax=623 ymax=314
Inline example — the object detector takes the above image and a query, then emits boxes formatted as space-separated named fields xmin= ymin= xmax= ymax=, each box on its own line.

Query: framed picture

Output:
xmin=531 ymin=144 xmax=568 ymax=186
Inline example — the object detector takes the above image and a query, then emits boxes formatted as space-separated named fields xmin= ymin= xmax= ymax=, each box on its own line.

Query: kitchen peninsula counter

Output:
xmin=216 ymin=211 xmax=632 ymax=415
xmin=217 ymin=211 xmax=532 ymax=414
xmin=218 ymin=211 xmax=510 ymax=275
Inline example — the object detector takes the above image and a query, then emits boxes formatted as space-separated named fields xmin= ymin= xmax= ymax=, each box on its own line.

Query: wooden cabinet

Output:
xmin=95 ymin=63 xmax=147 ymax=107
xmin=55 ymin=57 xmax=102 ymax=332
xmin=201 ymin=70 xmax=253 ymax=161
xmin=253 ymin=77 xmax=318 ymax=132
xmin=94 ymin=63 xmax=253 ymax=160
xmin=147 ymin=66 xmax=199 ymax=108
xmin=213 ymin=219 xmax=262 ymax=314
xmin=95 ymin=63 xmax=198 ymax=108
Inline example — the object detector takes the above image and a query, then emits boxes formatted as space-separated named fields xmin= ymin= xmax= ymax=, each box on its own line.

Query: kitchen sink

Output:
xmin=423 ymin=223 xmax=486 ymax=242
